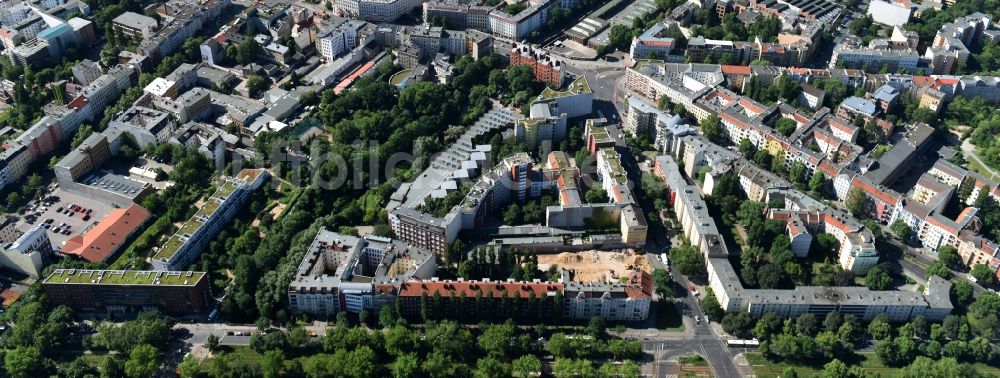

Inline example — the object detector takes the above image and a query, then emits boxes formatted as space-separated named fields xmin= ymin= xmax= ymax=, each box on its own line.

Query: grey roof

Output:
xmin=112 ymin=12 xmax=157 ymax=31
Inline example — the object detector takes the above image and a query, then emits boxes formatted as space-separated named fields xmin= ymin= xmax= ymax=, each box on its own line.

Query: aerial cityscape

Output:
xmin=0 ymin=0 xmax=999 ymax=376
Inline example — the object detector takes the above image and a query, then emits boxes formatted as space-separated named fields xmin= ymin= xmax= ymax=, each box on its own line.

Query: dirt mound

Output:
xmin=554 ymin=252 xmax=584 ymax=264
xmin=625 ymin=255 xmax=652 ymax=272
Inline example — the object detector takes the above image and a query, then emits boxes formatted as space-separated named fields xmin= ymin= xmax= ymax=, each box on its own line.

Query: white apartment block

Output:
xmin=339 ymin=0 xmax=421 ymax=23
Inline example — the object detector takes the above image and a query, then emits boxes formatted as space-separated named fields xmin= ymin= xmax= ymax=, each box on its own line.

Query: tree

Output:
xmin=757 ymin=263 xmax=785 ymax=289
xmin=204 ymin=334 xmax=220 ymax=352
xmin=6 ymin=192 xmax=20 ymax=208
xmin=260 ymin=349 xmax=284 ymax=378
xmin=970 ymin=264 xmax=996 ymax=285
xmin=552 ymin=358 xmax=595 ymax=378
xmin=700 ymin=288 xmax=724 ymax=320
xmin=585 ymin=187 xmax=609 ymax=203
xmin=288 ymin=326 xmax=310 ymax=348
xmin=474 ymin=356 xmax=510 ymax=378
xmin=670 ymin=243 xmax=706 ymax=275
xmin=868 ymin=315 xmax=892 ymax=340
xmin=392 ymin=354 xmax=420 ymax=378
xmin=246 ymin=75 xmax=270 ymax=98
xmin=822 ymin=359 xmax=849 ymax=378
xmin=954 ymin=279 xmax=974 ymax=303
xmin=722 ymin=312 xmax=755 ymax=338
xmin=937 ymin=246 xmax=962 ymax=270
xmin=810 ymin=172 xmax=827 ymax=196
xmin=4 ymin=346 xmax=46 ymax=378
xmin=608 ymin=24 xmax=633 ymax=50
xmin=478 ymin=322 xmax=518 ymax=357
xmin=891 ymin=220 xmax=912 ymax=240
xmin=385 ymin=325 xmax=420 ymax=357
xmin=71 ymin=124 xmax=94 ymax=148
xmin=846 ymin=188 xmax=868 ymax=218
xmin=926 ymin=261 xmax=952 ymax=279
xmin=701 ymin=115 xmax=725 ymax=143
xmin=652 ymin=269 xmax=673 ymax=300
xmin=124 ymin=344 xmax=160 ymax=378
xmin=865 ymin=264 xmax=893 ymax=290
xmin=738 ymin=138 xmax=756 ymax=156
xmin=511 ymin=355 xmax=541 ymax=378
xmin=795 ymin=313 xmax=819 ymax=337
xmin=587 ymin=316 xmax=606 ymax=337
xmin=776 ymin=118 xmax=797 ymax=136
xmin=503 ymin=203 xmax=522 ymax=224
xmin=379 ymin=305 xmax=399 ymax=327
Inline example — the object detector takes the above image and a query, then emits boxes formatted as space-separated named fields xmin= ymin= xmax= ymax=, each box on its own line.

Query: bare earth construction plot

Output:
xmin=538 ymin=251 xmax=652 ymax=282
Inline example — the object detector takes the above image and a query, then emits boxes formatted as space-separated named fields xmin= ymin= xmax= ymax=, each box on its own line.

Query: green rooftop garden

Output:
xmin=539 ymin=76 xmax=591 ymax=99
xmin=590 ymin=126 xmax=611 ymax=141
xmin=152 ymin=179 xmax=240 ymax=261
xmin=45 ymin=269 xmax=204 ymax=286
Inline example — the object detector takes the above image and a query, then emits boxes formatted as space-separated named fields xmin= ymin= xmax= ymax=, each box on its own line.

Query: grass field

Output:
xmin=965 ymin=154 xmax=1000 ymax=182
xmin=746 ymin=352 xmax=1000 ymax=377
xmin=678 ymin=355 xmax=707 ymax=365
xmin=654 ymin=301 xmax=684 ymax=332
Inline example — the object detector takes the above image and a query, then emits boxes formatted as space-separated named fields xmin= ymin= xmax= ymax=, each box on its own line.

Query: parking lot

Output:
xmin=15 ymin=187 xmax=119 ymax=251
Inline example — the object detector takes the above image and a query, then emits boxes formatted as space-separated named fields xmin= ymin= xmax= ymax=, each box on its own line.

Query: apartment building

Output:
xmin=151 ymin=169 xmax=268 ymax=271
xmin=288 ymin=230 xmax=436 ymax=316
xmin=0 ymin=225 xmax=53 ymax=278
xmin=830 ymin=35 xmax=919 ymax=73
xmin=630 ymin=23 xmax=675 ymax=60
xmin=43 ymin=269 xmax=212 ymax=315
xmin=0 ymin=144 xmax=32 ymax=192
xmin=924 ymin=13 xmax=991 ymax=75
xmin=394 ymin=278 xmax=565 ymax=321
xmin=510 ymin=43 xmax=564 ymax=87
xmin=338 ymin=0 xmax=421 ymax=23
xmin=767 ymin=189 xmax=880 ymax=273
xmin=318 ymin=20 xmax=365 ymax=60
xmin=653 ymin=153 xmax=953 ymax=321
xmin=113 ymin=12 xmax=158 ymax=40
xmin=562 ymin=270 xmax=653 ymax=321
xmin=108 ymin=105 xmax=178 ymax=148
xmin=489 ymin=2 xmax=549 ymax=41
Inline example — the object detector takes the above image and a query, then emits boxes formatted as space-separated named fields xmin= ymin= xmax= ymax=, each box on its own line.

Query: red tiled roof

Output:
xmin=334 ymin=60 xmax=377 ymax=95
xmin=912 ymin=76 xmax=934 ymax=87
xmin=60 ymin=204 xmax=151 ymax=263
xmin=721 ymin=65 xmax=751 ymax=75
xmin=851 ymin=177 xmax=898 ymax=205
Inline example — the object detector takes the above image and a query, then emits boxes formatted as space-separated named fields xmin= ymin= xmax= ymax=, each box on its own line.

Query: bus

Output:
xmin=727 ymin=339 xmax=760 ymax=348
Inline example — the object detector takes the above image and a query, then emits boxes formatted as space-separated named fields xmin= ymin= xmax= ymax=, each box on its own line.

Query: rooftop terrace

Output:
xmin=45 ymin=269 xmax=205 ymax=286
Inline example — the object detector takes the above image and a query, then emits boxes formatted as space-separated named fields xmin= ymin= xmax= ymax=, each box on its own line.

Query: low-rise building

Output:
xmin=60 ymin=204 xmax=151 ymax=263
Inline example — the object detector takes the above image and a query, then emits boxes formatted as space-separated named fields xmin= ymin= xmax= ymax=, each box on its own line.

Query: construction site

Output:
xmin=537 ymin=250 xmax=652 ymax=283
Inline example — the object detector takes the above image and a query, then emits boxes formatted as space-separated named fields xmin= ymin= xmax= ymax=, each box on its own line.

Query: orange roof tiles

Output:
xmin=721 ymin=65 xmax=752 ymax=75
xmin=334 ymin=60 xmax=377 ymax=95
xmin=851 ymin=177 xmax=899 ymax=205
xmin=60 ymin=204 xmax=151 ymax=263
